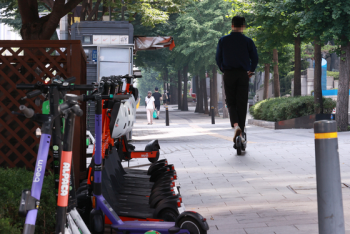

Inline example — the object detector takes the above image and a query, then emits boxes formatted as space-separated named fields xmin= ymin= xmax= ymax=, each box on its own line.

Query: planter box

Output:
xmin=248 ymin=114 xmax=333 ymax=129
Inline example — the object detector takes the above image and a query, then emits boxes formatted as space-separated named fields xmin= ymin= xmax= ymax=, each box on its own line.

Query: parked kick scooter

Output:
xmin=16 ymin=97 xmax=86 ymax=234
xmin=77 ymin=80 xmax=184 ymax=225
xmin=102 ymin=75 xmax=160 ymax=163
xmin=17 ymin=79 xmax=93 ymax=234
xmin=89 ymin=83 xmax=209 ymax=234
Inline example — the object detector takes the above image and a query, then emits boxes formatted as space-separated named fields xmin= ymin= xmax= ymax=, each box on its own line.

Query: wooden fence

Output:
xmin=0 ymin=40 xmax=87 ymax=186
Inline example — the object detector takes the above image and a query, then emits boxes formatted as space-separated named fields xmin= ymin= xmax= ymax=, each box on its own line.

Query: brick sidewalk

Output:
xmin=124 ymin=106 xmax=350 ymax=234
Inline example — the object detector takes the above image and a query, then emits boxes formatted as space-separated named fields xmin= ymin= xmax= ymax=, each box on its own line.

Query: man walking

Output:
xmin=152 ymin=87 xmax=162 ymax=119
xmin=216 ymin=16 xmax=258 ymax=143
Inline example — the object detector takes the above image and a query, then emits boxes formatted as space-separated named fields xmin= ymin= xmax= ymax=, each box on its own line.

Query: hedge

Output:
xmin=327 ymin=71 xmax=339 ymax=80
xmin=249 ymin=96 xmax=336 ymax=122
xmin=0 ymin=167 xmax=56 ymax=234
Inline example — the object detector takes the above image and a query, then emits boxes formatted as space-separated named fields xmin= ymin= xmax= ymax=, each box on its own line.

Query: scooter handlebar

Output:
xmin=16 ymin=84 xmax=37 ymax=90
xmin=58 ymin=102 xmax=83 ymax=117
xmin=113 ymin=95 xmax=130 ymax=101
xmin=26 ymin=90 xmax=42 ymax=99
xmin=72 ymin=105 xmax=83 ymax=117
xmin=19 ymin=105 xmax=35 ymax=118
xmin=65 ymin=76 xmax=76 ymax=84
xmin=72 ymin=84 xmax=95 ymax=90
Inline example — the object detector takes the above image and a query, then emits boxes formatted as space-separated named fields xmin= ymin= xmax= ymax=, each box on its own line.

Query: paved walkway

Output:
xmin=124 ymin=105 xmax=350 ymax=234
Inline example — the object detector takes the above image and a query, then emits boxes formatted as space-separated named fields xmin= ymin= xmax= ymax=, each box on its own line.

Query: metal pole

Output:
xmin=166 ymin=106 xmax=169 ymax=126
xmin=109 ymin=7 xmax=112 ymax=21
xmin=314 ymin=120 xmax=345 ymax=234
xmin=211 ymin=106 xmax=215 ymax=124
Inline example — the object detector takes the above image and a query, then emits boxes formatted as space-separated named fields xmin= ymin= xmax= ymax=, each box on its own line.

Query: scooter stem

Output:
xmin=94 ymin=94 xmax=103 ymax=196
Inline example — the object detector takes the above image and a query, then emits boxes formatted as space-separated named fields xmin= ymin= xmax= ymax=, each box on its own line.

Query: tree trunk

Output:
xmin=212 ymin=66 xmax=220 ymax=117
xmin=202 ymin=73 xmax=209 ymax=114
xmin=164 ymin=68 xmax=168 ymax=94
xmin=182 ymin=65 xmax=189 ymax=111
xmin=209 ymin=74 xmax=213 ymax=116
xmin=253 ymin=72 xmax=257 ymax=94
xmin=172 ymin=75 xmax=178 ymax=105
xmin=177 ymin=70 xmax=182 ymax=110
xmin=196 ymin=75 xmax=204 ymax=113
xmin=198 ymin=71 xmax=205 ymax=113
xmin=195 ymin=75 xmax=200 ymax=112
xmin=294 ymin=35 xmax=302 ymax=96
xmin=263 ymin=64 xmax=270 ymax=99
xmin=87 ymin=0 xmax=102 ymax=21
xmin=336 ymin=41 xmax=350 ymax=131
xmin=273 ymin=48 xmax=280 ymax=97
xmin=222 ymin=78 xmax=229 ymax=118
xmin=171 ymin=75 xmax=176 ymax=104
xmin=19 ymin=0 xmax=82 ymax=40
xmin=80 ymin=0 xmax=88 ymax=21
xmin=197 ymin=75 xmax=204 ymax=113
xmin=169 ymin=74 xmax=173 ymax=104
xmin=314 ymin=40 xmax=323 ymax=114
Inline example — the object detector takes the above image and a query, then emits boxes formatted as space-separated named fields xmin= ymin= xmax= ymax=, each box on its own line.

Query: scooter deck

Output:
xmin=78 ymin=148 xmax=178 ymax=221
xmin=103 ymin=166 xmax=157 ymax=219
xmin=111 ymin=221 xmax=190 ymax=234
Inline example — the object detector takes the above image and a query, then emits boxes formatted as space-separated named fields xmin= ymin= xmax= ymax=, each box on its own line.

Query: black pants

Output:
xmin=223 ymin=69 xmax=249 ymax=132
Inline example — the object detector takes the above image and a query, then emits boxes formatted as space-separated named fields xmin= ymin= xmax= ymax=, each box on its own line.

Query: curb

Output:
xmin=248 ymin=119 xmax=275 ymax=129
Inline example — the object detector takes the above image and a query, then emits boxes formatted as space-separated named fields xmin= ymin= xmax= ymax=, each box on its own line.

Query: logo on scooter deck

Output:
xmin=141 ymin=153 xmax=149 ymax=158
xmin=60 ymin=162 xmax=71 ymax=196
xmin=34 ymin=160 xmax=44 ymax=182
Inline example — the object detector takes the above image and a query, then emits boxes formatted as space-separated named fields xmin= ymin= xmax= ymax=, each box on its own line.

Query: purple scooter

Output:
xmin=17 ymin=96 xmax=85 ymax=234
xmin=89 ymin=84 xmax=209 ymax=234
xmin=17 ymin=105 xmax=53 ymax=234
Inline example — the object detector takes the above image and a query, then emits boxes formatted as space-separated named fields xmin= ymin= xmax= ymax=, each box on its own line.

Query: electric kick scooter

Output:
xmin=17 ymin=79 xmax=94 ymax=234
xmin=16 ymin=96 xmax=86 ymax=234
xmin=89 ymin=83 xmax=209 ymax=234
xmin=78 ymin=81 xmax=182 ymax=225
xmin=102 ymin=75 xmax=160 ymax=163
xmin=234 ymin=131 xmax=247 ymax=155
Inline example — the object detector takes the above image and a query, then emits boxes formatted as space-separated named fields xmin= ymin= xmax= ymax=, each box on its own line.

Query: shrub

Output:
xmin=0 ymin=167 xmax=56 ymax=234
xmin=327 ymin=71 xmax=339 ymax=80
xmin=250 ymin=96 xmax=336 ymax=122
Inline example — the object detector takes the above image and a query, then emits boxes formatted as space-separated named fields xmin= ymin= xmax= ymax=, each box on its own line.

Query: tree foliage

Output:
xmin=0 ymin=0 xmax=189 ymax=39
xmin=175 ymin=0 xmax=232 ymax=73
xmin=110 ymin=0 xmax=188 ymax=27
xmin=136 ymin=68 xmax=165 ymax=105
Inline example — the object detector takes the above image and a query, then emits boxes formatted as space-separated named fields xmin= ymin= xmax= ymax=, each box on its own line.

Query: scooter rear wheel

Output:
xmin=158 ymin=208 xmax=178 ymax=221
xmin=236 ymin=136 xmax=242 ymax=155
xmin=178 ymin=217 xmax=207 ymax=234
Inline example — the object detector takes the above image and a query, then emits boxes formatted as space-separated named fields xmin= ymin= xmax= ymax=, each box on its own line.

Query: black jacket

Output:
xmin=216 ymin=31 xmax=258 ymax=73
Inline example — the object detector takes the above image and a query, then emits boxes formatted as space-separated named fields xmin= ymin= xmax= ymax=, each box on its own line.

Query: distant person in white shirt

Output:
xmin=145 ymin=91 xmax=155 ymax=125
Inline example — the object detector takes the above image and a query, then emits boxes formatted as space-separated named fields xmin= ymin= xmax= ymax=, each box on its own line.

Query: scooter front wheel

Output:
xmin=90 ymin=209 xmax=104 ymax=234
xmin=178 ymin=217 xmax=207 ymax=234
xmin=236 ymin=136 xmax=242 ymax=155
